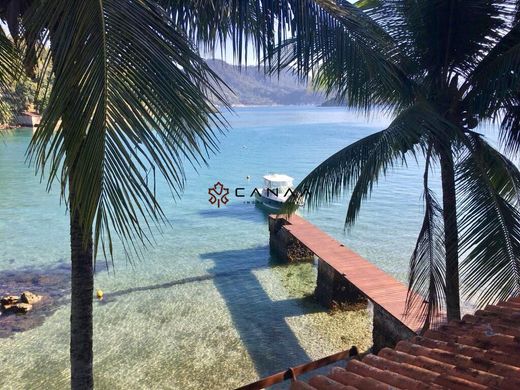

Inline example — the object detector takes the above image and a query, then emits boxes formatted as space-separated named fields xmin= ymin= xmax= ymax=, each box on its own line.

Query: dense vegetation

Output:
xmin=0 ymin=50 xmax=51 ymax=127
xmin=0 ymin=76 xmax=39 ymax=125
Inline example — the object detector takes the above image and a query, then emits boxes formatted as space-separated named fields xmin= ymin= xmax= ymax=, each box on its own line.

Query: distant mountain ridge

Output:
xmin=206 ymin=59 xmax=325 ymax=106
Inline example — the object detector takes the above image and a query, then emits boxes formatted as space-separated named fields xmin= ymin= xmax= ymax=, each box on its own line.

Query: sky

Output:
xmin=203 ymin=40 xmax=259 ymax=65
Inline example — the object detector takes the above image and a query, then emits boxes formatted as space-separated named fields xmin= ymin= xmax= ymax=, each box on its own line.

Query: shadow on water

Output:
xmin=2 ymin=246 xmax=316 ymax=379
xmin=103 ymin=268 xmax=257 ymax=301
xmin=201 ymin=246 xmax=312 ymax=378
xmin=198 ymin=202 xmax=274 ymax=223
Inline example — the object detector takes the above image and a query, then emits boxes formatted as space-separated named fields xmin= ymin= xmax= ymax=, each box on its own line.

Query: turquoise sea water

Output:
xmin=0 ymin=106 xmax=490 ymax=389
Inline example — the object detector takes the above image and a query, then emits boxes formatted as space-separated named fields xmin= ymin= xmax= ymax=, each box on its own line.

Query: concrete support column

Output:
xmin=269 ymin=217 xmax=314 ymax=262
xmin=372 ymin=304 xmax=415 ymax=352
xmin=315 ymin=258 xmax=366 ymax=309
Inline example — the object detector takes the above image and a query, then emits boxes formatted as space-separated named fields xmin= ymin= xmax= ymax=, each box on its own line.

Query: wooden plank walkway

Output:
xmin=273 ymin=214 xmax=425 ymax=332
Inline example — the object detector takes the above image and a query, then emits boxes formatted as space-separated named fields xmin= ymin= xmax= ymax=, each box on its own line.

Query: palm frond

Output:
xmin=500 ymin=97 xmax=520 ymax=155
xmin=466 ymin=21 xmax=520 ymax=119
xmin=162 ymin=1 xmax=417 ymax=112
xmin=405 ymin=144 xmax=446 ymax=332
xmin=273 ymin=0 xmax=414 ymax=112
xmin=354 ymin=0 xmax=381 ymax=11
xmin=464 ymin=19 xmax=520 ymax=155
xmin=457 ymin=133 xmax=520 ymax=306
xmin=290 ymin=103 xmax=455 ymax=226
xmin=163 ymin=0 xmax=391 ymax=66
xmin=0 ymin=27 xmax=19 ymax=124
xmin=371 ymin=0 xmax=511 ymax=79
xmin=162 ymin=0 xmax=291 ymax=65
xmin=25 ymin=0 xmax=230 ymax=261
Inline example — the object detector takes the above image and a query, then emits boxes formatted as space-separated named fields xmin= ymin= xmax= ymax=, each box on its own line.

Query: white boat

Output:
xmin=255 ymin=173 xmax=303 ymax=210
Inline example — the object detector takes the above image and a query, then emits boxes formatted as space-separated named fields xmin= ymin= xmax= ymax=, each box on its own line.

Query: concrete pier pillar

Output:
xmin=314 ymin=258 xmax=366 ymax=309
xmin=372 ymin=304 xmax=415 ymax=352
xmin=268 ymin=217 xmax=314 ymax=262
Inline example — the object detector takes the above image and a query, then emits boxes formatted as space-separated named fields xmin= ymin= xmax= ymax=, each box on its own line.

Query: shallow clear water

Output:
xmin=0 ymin=107 xmax=493 ymax=389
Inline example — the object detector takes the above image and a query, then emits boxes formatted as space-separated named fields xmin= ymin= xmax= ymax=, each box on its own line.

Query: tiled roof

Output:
xmin=291 ymin=298 xmax=520 ymax=390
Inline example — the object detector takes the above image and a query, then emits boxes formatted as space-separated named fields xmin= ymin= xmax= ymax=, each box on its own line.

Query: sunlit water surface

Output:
xmin=0 ymin=107 xmax=498 ymax=389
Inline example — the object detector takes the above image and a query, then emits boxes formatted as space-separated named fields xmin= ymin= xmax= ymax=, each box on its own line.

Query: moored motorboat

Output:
xmin=254 ymin=173 xmax=304 ymax=210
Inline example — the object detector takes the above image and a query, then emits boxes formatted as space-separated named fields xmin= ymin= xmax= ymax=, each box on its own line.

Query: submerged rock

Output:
xmin=20 ymin=291 xmax=42 ymax=304
xmin=1 ymin=292 xmax=41 ymax=313
xmin=2 ymin=303 xmax=33 ymax=314
xmin=0 ymin=295 xmax=19 ymax=306
xmin=0 ymin=262 xmax=70 ymax=337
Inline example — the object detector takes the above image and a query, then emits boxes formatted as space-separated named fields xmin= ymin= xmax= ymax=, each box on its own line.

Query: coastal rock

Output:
xmin=0 ymin=295 xmax=19 ymax=306
xmin=14 ymin=303 xmax=32 ymax=313
xmin=0 ymin=263 xmax=70 ymax=337
xmin=20 ymin=291 xmax=42 ymax=304
xmin=2 ymin=303 xmax=32 ymax=314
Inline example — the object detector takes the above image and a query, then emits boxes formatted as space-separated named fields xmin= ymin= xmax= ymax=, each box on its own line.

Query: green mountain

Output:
xmin=206 ymin=59 xmax=325 ymax=106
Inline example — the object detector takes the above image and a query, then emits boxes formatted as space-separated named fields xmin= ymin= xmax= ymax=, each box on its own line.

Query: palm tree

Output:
xmin=1 ymin=1 xmax=394 ymax=388
xmin=0 ymin=23 xmax=17 ymax=125
xmin=280 ymin=0 xmax=520 ymax=328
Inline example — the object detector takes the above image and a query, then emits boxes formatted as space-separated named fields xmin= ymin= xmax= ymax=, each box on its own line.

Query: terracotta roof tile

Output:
xmin=295 ymin=297 xmax=520 ymax=390
xmin=362 ymin=354 xmax=442 ymax=386
xmin=290 ymin=381 xmax=319 ymax=390
xmin=308 ymin=374 xmax=353 ymax=389
xmin=345 ymin=359 xmax=425 ymax=389
xmin=328 ymin=367 xmax=396 ymax=390
xmin=396 ymin=340 xmax=520 ymax=380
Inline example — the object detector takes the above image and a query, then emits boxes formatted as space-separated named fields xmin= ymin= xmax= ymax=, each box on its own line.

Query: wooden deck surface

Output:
xmin=276 ymin=214 xmax=425 ymax=332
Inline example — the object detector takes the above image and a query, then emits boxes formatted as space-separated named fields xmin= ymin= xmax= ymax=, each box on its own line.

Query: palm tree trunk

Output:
xmin=439 ymin=147 xmax=461 ymax=321
xmin=69 ymin=181 xmax=94 ymax=390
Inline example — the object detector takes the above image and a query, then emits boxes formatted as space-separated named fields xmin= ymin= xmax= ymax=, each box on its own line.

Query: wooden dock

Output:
xmin=237 ymin=215 xmax=519 ymax=389
xmin=269 ymin=214 xmax=427 ymax=336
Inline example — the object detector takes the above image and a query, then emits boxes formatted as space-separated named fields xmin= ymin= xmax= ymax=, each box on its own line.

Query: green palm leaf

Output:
xmin=354 ymin=0 xmax=381 ymax=11
xmin=500 ymin=99 xmax=520 ymax=155
xmin=0 ymin=27 xmax=19 ymax=124
xmin=274 ymin=0 xmax=413 ymax=111
xmin=370 ymin=0 xmax=510 ymax=78
xmin=457 ymin=134 xmax=520 ymax=306
xmin=466 ymin=22 xmax=520 ymax=118
xmin=163 ymin=0 xmax=393 ymax=70
xmin=25 ymin=0 xmax=230 ymax=261
xmin=290 ymin=103 xmax=455 ymax=226
xmin=164 ymin=0 xmax=415 ymax=114
xmin=405 ymin=144 xmax=446 ymax=332
xmin=465 ymin=21 xmax=520 ymax=155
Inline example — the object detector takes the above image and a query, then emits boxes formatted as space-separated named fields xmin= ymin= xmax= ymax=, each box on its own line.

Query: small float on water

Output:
xmin=254 ymin=173 xmax=304 ymax=211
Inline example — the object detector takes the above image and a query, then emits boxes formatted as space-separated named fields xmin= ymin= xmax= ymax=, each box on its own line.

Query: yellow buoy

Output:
xmin=96 ymin=289 xmax=104 ymax=300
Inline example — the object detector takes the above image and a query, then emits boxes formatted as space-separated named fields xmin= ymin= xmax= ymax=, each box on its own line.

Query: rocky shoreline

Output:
xmin=0 ymin=124 xmax=24 ymax=130
xmin=0 ymin=262 xmax=70 ymax=338
xmin=1 ymin=291 xmax=43 ymax=314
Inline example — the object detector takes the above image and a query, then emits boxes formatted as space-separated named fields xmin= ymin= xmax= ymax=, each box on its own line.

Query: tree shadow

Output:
xmin=92 ymin=245 xmax=321 ymax=381
xmin=201 ymin=246 xmax=314 ymax=378
xmin=198 ymin=202 xmax=272 ymax=223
